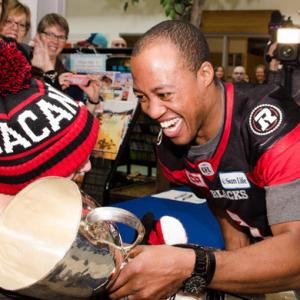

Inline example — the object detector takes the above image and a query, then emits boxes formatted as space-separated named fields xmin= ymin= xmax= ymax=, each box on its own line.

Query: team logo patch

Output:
xmin=198 ymin=162 xmax=214 ymax=176
xmin=186 ymin=170 xmax=207 ymax=188
xmin=249 ymin=104 xmax=282 ymax=136
xmin=219 ymin=172 xmax=250 ymax=189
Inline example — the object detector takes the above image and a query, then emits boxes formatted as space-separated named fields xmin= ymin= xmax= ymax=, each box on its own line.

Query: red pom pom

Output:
xmin=0 ymin=38 xmax=32 ymax=96
xmin=148 ymin=216 xmax=188 ymax=245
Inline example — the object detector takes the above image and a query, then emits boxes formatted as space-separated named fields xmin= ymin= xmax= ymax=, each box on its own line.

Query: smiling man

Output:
xmin=132 ymin=42 xmax=222 ymax=147
xmin=109 ymin=20 xmax=300 ymax=300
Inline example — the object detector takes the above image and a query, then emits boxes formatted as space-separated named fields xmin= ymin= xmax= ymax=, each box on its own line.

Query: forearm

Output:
xmin=209 ymin=204 xmax=251 ymax=250
xmin=211 ymin=230 xmax=300 ymax=293
xmin=85 ymin=100 xmax=101 ymax=114
xmin=219 ymin=220 xmax=250 ymax=251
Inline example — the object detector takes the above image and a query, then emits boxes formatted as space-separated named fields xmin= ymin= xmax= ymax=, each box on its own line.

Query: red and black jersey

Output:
xmin=157 ymin=83 xmax=300 ymax=238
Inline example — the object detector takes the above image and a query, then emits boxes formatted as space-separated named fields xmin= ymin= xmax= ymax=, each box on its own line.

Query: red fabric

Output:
xmin=0 ymin=39 xmax=31 ymax=96
xmin=148 ymin=220 xmax=165 ymax=245
xmin=250 ymin=123 xmax=300 ymax=187
xmin=158 ymin=161 xmax=190 ymax=186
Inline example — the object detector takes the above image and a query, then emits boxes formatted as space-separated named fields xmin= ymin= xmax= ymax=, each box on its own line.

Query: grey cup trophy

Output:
xmin=0 ymin=176 xmax=145 ymax=300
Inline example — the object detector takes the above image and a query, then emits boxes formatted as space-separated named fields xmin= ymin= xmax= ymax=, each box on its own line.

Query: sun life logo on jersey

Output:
xmin=219 ymin=172 xmax=250 ymax=189
xmin=198 ymin=162 xmax=214 ymax=176
xmin=249 ymin=104 xmax=282 ymax=136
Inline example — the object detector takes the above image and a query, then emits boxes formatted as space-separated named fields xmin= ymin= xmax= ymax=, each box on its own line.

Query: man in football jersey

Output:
xmin=109 ymin=20 xmax=300 ymax=300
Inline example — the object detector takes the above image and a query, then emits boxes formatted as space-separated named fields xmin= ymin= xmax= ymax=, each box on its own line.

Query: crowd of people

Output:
xmin=1 ymin=1 xmax=300 ymax=300
xmin=214 ymin=63 xmax=268 ymax=86
xmin=0 ymin=0 xmax=128 ymax=113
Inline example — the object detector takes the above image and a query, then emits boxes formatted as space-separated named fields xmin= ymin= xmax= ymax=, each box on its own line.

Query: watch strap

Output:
xmin=206 ymin=249 xmax=216 ymax=285
xmin=86 ymin=97 xmax=100 ymax=105
xmin=174 ymin=244 xmax=217 ymax=295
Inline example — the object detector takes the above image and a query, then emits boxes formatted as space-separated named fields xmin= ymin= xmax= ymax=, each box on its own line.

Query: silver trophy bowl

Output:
xmin=0 ymin=176 xmax=144 ymax=299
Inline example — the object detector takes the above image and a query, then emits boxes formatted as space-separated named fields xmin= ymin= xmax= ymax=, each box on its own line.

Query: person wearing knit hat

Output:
xmin=0 ymin=36 xmax=99 ymax=211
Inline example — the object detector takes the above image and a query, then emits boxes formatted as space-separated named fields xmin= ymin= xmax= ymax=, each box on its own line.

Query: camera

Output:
xmin=268 ymin=10 xmax=300 ymax=65
xmin=275 ymin=27 xmax=300 ymax=64
xmin=266 ymin=11 xmax=300 ymax=101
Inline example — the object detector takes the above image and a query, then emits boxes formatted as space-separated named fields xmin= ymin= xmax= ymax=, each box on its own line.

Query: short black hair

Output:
xmin=132 ymin=20 xmax=211 ymax=73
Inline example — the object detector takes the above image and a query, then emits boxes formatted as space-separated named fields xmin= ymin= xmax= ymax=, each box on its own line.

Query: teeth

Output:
xmin=160 ymin=117 xmax=180 ymax=128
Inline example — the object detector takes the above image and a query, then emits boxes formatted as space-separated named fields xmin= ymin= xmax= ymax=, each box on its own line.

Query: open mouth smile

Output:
xmin=160 ymin=117 xmax=182 ymax=136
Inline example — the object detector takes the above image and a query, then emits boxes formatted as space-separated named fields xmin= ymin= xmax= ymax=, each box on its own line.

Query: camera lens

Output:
xmin=279 ymin=45 xmax=295 ymax=58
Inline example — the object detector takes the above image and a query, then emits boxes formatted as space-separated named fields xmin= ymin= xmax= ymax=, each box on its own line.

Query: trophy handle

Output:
xmin=85 ymin=206 xmax=145 ymax=253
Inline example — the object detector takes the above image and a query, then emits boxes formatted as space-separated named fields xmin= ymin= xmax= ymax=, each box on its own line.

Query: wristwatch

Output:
xmin=175 ymin=244 xmax=216 ymax=296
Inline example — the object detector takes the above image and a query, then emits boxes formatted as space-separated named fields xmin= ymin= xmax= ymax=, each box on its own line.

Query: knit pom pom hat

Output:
xmin=0 ymin=37 xmax=99 ymax=195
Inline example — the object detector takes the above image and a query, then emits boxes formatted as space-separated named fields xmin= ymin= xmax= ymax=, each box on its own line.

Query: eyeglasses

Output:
xmin=41 ymin=31 xmax=67 ymax=42
xmin=4 ymin=18 xmax=27 ymax=32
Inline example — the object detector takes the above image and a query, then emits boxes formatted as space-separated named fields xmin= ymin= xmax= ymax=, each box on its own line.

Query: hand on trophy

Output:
xmin=108 ymin=244 xmax=195 ymax=300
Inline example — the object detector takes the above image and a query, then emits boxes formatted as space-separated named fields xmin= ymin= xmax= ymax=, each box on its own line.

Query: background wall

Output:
xmin=65 ymin=0 xmax=300 ymax=45
xmin=65 ymin=0 xmax=166 ymax=45
xmin=204 ymin=0 xmax=300 ymax=23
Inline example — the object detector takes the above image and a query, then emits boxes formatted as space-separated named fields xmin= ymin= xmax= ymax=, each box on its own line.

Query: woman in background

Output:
xmin=0 ymin=0 xmax=30 ymax=43
xmin=31 ymin=12 xmax=100 ymax=108
xmin=214 ymin=65 xmax=226 ymax=81
xmin=31 ymin=13 xmax=69 ymax=88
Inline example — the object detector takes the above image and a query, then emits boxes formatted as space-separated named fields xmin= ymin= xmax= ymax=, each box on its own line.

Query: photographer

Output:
xmin=108 ymin=20 xmax=300 ymax=300
xmin=267 ymin=44 xmax=300 ymax=104
xmin=266 ymin=12 xmax=300 ymax=103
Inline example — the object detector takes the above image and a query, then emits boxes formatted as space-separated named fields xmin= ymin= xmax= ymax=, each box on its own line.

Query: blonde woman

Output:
xmin=0 ymin=0 xmax=30 ymax=42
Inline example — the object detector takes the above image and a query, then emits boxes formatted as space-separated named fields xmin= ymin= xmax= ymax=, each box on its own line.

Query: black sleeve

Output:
xmin=267 ymin=70 xmax=283 ymax=85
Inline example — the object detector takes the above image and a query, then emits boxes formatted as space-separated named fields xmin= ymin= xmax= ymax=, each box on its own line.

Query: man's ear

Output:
xmin=197 ymin=61 xmax=214 ymax=87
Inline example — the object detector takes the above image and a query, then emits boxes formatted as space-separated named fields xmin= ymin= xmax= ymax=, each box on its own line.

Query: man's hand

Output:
xmin=108 ymin=245 xmax=195 ymax=300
